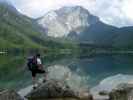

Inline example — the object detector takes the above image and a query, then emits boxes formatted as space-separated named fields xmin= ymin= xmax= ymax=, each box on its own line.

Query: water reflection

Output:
xmin=1 ymin=54 xmax=133 ymax=90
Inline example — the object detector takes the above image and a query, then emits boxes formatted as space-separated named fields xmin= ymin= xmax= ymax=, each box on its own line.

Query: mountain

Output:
xmin=37 ymin=6 xmax=99 ymax=38
xmin=37 ymin=6 xmax=118 ymax=46
xmin=113 ymin=26 xmax=133 ymax=48
xmin=78 ymin=21 xmax=118 ymax=46
xmin=1 ymin=2 xmax=133 ymax=49
xmin=0 ymin=2 xmax=46 ymax=48
xmin=37 ymin=6 xmax=133 ymax=48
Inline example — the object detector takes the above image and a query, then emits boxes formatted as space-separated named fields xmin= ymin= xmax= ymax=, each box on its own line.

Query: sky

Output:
xmin=2 ymin=0 xmax=133 ymax=27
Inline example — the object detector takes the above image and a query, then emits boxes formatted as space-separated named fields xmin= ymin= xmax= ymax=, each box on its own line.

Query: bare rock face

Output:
xmin=26 ymin=79 xmax=93 ymax=100
xmin=0 ymin=89 xmax=23 ymax=100
xmin=37 ymin=6 xmax=99 ymax=38
xmin=109 ymin=84 xmax=133 ymax=100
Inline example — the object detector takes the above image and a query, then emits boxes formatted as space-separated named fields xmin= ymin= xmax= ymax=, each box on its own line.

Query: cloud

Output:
xmin=7 ymin=0 xmax=133 ymax=27
xmin=9 ymin=0 xmax=94 ymax=18
xmin=88 ymin=0 xmax=133 ymax=27
xmin=122 ymin=0 xmax=133 ymax=20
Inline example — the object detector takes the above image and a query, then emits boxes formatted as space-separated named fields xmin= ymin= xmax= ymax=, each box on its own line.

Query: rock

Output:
xmin=26 ymin=79 xmax=93 ymax=100
xmin=109 ymin=83 xmax=133 ymax=100
xmin=109 ymin=89 xmax=127 ymax=100
xmin=26 ymin=80 xmax=76 ymax=99
xmin=0 ymin=89 xmax=23 ymax=100
xmin=99 ymin=90 xmax=109 ymax=96
xmin=78 ymin=91 xmax=93 ymax=100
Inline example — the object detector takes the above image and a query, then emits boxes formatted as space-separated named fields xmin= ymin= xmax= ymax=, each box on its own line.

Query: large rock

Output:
xmin=26 ymin=79 xmax=93 ymax=100
xmin=0 ymin=89 xmax=23 ymax=100
xmin=26 ymin=80 xmax=76 ymax=99
xmin=109 ymin=83 xmax=133 ymax=100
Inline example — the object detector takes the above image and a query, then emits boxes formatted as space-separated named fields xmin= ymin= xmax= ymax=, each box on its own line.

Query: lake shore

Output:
xmin=1 ymin=74 xmax=133 ymax=100
xmin=18 ymin=74 xmax=133 ymax=100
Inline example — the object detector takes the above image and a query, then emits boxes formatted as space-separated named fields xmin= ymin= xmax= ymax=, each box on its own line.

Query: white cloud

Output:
xmin=88 ymin=0 xmax=133 ymax=27
xmin=10 ymin=0 xmax=94 ymax=18
xmin=8 ymin=0 xmax=133 ymax=27
xmin=122 ymin=0 xmax=133 ymax=20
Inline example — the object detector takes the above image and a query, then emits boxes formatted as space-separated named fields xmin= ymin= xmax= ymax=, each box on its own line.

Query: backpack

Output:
xmin=27 ymin=57 xmax=38 ymax=71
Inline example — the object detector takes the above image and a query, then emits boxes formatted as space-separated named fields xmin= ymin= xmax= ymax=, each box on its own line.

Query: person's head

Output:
xmin=36 ymin=53 xmax=41 ymax=58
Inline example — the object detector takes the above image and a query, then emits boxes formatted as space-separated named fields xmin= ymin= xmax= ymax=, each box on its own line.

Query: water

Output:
xmin=1 ymin=54 xmax=133 ymax=91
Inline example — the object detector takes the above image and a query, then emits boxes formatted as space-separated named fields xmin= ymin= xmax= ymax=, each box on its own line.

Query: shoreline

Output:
xmin=18 ymin=84 xmax=109 ymax=100
xmin=18 ymin=74 xmax=133 ymax=100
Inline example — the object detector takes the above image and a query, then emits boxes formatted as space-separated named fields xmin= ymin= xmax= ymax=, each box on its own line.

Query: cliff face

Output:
xmin=37 ymin=6 xmax=99 ymax=38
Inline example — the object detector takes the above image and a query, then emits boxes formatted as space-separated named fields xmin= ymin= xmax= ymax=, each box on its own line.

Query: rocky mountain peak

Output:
xmin=37 ymin=6 xmax=99 ymax=37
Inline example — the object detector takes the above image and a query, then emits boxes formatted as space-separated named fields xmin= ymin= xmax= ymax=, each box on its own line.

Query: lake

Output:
xmin=0 ymin=54 xmax=133 ymax=91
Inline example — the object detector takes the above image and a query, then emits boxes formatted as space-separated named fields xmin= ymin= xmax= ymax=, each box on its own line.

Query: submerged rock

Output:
xmin=0 ymin=89 xmax=23 ymax=100
xmin=109 ymin=83 xmax=133 ymax=100
xmin=26 ymin=79 xmax=93 ymax=100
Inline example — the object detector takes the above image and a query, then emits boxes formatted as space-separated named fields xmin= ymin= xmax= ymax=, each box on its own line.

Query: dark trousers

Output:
xmin=31 ymin=69 xmax=46 ymax=77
